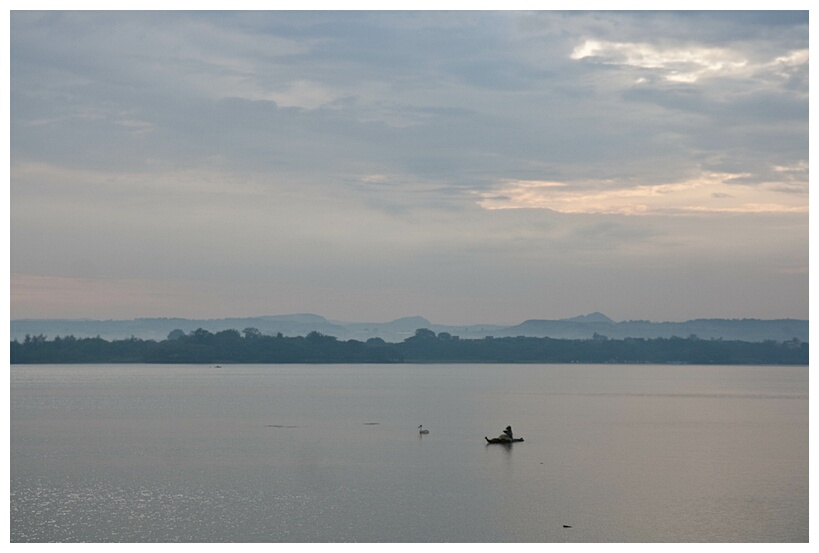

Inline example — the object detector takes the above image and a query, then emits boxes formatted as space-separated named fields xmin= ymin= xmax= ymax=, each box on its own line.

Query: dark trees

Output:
xmin=9 ymin=328 xmax=808 ymax=365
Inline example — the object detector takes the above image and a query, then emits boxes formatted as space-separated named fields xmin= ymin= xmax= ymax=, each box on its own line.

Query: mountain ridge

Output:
xmin=10 ymin=313 xmax=808 ymax=344
xmin=559 ymin=312 xmax=615 ymax=324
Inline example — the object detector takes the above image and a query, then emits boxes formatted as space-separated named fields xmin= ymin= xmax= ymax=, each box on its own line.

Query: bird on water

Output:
xmin=418 ymin=425 xmax=429 ymax=434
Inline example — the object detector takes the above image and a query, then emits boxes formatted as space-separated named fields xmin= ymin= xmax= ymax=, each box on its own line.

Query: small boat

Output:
xmin=418 ymin=425 xmax=429 ymax=434
xmin=485 ymin=436 xmax=524 ymax=444
xmin=486 ymin=425 xmax=521 ymax=444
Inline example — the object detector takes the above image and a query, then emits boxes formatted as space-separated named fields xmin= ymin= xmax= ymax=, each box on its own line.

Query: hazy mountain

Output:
xmin=10 ymin=313 xmax=808 ymax=344
xmin=498 ymin=317 xmax=807 ymax=342
xmin=562 ymin=312 xmax=615 ymax=324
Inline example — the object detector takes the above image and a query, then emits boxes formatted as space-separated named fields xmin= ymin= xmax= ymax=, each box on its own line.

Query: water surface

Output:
xmin=10 ymin=363 xmax=808 ymax=542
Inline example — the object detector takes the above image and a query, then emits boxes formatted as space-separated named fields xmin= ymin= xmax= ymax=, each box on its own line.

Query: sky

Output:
xmin=8 ymin=8 xmax=810 ymax=325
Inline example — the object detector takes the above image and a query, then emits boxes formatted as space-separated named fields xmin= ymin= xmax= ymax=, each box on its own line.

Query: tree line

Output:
xmin=9 ymin=327 xmax=808 ymax=365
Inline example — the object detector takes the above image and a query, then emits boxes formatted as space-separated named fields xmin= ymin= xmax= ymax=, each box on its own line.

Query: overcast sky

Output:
xmin=9 ymin=9 xmax=809 ymax=324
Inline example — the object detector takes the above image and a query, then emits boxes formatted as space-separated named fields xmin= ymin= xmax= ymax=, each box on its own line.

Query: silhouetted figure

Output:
xmin=485 ymin=425 xmax=524 ymax=444
xmin=492 ymin=425 xmax=513 ymax=441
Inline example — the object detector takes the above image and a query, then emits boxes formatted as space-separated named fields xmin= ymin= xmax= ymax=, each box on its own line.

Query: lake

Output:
xmin=10 ymin=363 xmax=808 ymax=542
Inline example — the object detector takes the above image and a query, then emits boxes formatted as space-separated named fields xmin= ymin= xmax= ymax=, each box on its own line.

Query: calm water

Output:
xmin=10 ymin=363 xmax=808 ymax=542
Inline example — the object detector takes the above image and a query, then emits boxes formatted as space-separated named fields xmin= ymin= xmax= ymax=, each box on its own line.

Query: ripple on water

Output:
xmin=11 ymin=476 xmax=344 ymax=542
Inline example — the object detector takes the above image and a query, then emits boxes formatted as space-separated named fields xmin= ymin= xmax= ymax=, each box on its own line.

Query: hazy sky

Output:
xmin=9 ymin=9 xmax=809 ymax=324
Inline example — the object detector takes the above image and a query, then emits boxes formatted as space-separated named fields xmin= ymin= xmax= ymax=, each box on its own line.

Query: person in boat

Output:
xmin=497 ymin=425 xmax=513 ymax=441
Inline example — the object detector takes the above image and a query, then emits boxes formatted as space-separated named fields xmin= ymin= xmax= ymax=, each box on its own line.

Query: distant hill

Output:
xmin=499 ymin=317 xmax=807 ymax=342
xmin=10 ymin=315 xmax=345 ymax=342
xmin=561 ymin=312 xmax=615 ymax=324
xmin=10 ymin=313 xmax=808 ymax=344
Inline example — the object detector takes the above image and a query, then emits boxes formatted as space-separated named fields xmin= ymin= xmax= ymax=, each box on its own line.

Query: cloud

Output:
xmin=477 ymin=171 xmax=808 ymax=215
xmin=571 ymin=39 xmax=749 ymax=83
xmin=9 ymin=11 xmax=809 ymax=322
xmin=571 ymin=38 xmax=808 ymax=87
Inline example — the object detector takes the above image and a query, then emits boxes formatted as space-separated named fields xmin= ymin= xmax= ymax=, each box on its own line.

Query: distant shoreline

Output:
xmin=11 ymin=329 xmax=808 ymax=366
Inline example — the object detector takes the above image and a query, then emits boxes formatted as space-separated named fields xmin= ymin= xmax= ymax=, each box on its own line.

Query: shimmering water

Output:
xmin=10 ymin=363 xmax=808 ymax=542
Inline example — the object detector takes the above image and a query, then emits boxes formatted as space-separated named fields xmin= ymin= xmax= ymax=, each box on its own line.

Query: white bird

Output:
xmin=418 ymin=425 xmax=429 ymax=434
